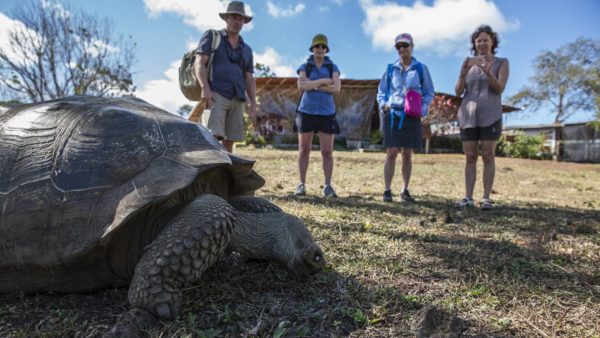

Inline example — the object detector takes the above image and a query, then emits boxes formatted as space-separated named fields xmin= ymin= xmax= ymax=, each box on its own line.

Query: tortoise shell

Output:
xmin=0 ymin=96 xmax=263 ymax=291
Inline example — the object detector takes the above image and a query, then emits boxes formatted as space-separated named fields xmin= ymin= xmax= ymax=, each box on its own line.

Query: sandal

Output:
xmin=480 ymin=198 xmax=493 ymax=211
xmin=456 ymin=197 xmax=475 ymax=208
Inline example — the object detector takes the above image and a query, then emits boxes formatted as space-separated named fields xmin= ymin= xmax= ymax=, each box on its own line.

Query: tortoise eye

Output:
xmin=314 ymin=254 xmax=321 ymax=262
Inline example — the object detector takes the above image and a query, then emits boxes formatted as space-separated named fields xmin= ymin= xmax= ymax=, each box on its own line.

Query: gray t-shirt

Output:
xmin=458 ymin=57 xmax=507 ymax=129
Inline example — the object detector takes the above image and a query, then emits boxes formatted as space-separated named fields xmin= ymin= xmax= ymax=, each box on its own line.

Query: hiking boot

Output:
xmin=456 ymin=197 xmax=475 ymax=209
xmin=480 ymin=198 xmax=494 ymax=211
xmin=294 ymin=183 xmax=306 ymax=196
xmin=383 ymin=190 xmax=393 ymax=202
xmin=400 ymin=189 xmax=416 ymax=203
xmin=323 ymin=185 xmax=338 ymax=198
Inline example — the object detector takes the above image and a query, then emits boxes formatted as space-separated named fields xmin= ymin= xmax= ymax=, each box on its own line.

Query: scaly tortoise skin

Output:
xmin=0 ymin=96 xmax=325 ymax=327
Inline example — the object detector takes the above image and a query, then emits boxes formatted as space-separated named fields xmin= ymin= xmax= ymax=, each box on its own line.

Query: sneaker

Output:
xmin=294 ymin=183 xmax=306 ymax=196
xmin=456 ymin=197 xmax=475 ymax=208
xmin=383 ymin=190 xmax=393 ymax=202
xmin=480 ymin=198 xmax=494 ymax=211
xmin=400 ymin=189 xmax=416 ymax=203
xmin=323 ymin=185 xmax=338 ymax=198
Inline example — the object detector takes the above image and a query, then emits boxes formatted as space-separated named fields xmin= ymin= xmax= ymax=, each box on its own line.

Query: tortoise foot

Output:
xmin=108 ymin=308 xmax=159 ymax=338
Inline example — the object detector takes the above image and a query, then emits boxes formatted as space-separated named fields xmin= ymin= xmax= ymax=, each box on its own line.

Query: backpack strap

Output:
xmin=326 ymin=63 xmax=334 ymax=79
xmin=305 ymin=63 xmax=314 ymax=78
xmin=415 ymin=62 xmax=424 ymax=87
xmin=207 ymin=29 xmax=222 ymax=82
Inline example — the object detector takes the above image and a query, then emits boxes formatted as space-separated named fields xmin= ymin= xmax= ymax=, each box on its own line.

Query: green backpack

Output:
xmin=178 ymin=30 xmax=222 ymax=101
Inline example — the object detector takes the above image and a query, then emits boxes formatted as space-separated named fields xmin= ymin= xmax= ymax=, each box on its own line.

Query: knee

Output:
xmin=386 ymin=152 xmax=398 ymax=162
xmin=298 ymin=146 xmax=311 ymax=158
xmin=481 ymin=151 xmax=495 ymax=163
xmin=465 ymin=152 xmax=478 ymax=164
xmin=321 ymin=149 xmax=333 ymax=159
xmin=401 ymin=150 xmax=412 ymax=162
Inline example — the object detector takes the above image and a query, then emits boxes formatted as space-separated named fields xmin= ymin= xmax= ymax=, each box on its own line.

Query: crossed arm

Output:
xmin=297 ymin=71 xmax=341 ymax=94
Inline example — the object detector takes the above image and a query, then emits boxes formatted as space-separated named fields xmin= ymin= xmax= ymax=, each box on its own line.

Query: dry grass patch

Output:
xmin=1 ymin=148 xmax=598 ymax=337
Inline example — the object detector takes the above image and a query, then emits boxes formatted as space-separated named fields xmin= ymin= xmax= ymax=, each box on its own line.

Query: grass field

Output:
xmin=1 ymin=148 xmax=599 ymax=337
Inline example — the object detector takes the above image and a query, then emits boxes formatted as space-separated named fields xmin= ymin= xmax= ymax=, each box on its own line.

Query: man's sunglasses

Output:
xmin=395 ymin=43 xmax=410 ymax=50
xmin=313 ymin=44 xmax=327 ymax=50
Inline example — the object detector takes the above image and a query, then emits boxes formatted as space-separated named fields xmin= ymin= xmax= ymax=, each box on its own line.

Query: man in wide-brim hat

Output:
xmin=193 ymin=1 xmax=256 ymax=153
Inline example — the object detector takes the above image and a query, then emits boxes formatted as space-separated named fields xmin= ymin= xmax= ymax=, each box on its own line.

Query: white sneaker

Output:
xmin=294 ymin=183 xmax=306 ymax=196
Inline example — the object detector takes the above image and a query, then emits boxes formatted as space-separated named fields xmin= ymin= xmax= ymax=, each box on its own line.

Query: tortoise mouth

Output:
xmin=288 ymin=247 xmax=326 ymax=280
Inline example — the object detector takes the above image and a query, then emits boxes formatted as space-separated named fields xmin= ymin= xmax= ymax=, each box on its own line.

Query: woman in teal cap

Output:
xmin=294 ymin=34 xmax=341 ymax=198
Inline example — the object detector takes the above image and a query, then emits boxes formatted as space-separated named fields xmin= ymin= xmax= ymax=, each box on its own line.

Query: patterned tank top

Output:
xmin=458 ymin=57 xmax=507 ymax=129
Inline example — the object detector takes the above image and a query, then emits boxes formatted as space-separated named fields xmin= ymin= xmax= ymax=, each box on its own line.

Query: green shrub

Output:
xmin=429 ymin=135 xmax=463 ymax=152
xmin=502 ymin=132 xmax=547 ymax=159
xmin=243 ymin=113 xmax=265 ymax=146
xmin=370 ymin=130 xmax=383 ymax=145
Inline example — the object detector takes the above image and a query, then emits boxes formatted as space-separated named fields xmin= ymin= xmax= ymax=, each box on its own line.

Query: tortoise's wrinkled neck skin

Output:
xmin=228 ymin=212 xmax=325 ymax=278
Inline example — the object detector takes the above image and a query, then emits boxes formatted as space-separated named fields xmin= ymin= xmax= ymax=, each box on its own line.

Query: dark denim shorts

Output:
xmin=460 ymin=119 xmax=502 ymax=141
xmin=294 ymin=111 xmax=340 ymax=134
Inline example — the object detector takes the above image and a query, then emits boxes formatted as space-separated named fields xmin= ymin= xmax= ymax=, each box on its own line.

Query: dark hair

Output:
xmin=470 ymin=25 xmax=499 ymax=55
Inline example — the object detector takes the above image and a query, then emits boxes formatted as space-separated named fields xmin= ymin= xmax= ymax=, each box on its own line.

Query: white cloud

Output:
xmin=143 ymin=0 xmax=254 ymax=31
xmin=331 ymin=0 xmax=347 ymax=6
xmin=267 ymin=1 xmax=305 ymax=18
xmin=254 ymin=47 xmax=296 ymax=77
xmin=359 ymin=0 xmax=519 ymax=55
xmin=0 ymin=12 xmax=43 ymax=67
xmin=135 ymin=59 xmax=189 ymax=115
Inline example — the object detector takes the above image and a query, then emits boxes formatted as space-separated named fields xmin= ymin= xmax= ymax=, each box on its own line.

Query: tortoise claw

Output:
xmin=109 ymin=308 xmax=159 ymax=338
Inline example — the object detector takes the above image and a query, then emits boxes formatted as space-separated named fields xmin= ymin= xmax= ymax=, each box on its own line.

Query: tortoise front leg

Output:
xmin=127 ymin=194 xmax=235 ymax=320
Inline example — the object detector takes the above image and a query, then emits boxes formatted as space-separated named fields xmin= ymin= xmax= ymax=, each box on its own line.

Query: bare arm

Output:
xmin=245 ymin=71 xmax=256 ymax=117
xmin=297 ymin=71 xmax=333 ymax=91
xmin=318 ymin=72 xmax=341 ymax=94
xmin=194 ymin=54 xmax=213 ymax=105
xmin=482 ymin=59 xmax=509 ymax=94
xmin=455 ymin=58 xmax=469 ymax=96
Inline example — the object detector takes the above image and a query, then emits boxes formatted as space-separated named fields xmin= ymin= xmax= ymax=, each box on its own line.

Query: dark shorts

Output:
xmin=460 ymin=119 xmax=502 ymax=141
xmin=294 ymin=111 xmax=340 ymax=134
xmin=382 ymin=113 xmax=422 ymax=149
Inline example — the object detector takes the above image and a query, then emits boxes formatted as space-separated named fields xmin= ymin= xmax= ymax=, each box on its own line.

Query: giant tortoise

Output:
xmin=0 ymin=96 xmax=325 ymax=331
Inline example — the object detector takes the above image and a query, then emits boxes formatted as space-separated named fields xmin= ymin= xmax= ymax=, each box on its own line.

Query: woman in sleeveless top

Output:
xmin=455 ymin=25 xmax=510 ymax=210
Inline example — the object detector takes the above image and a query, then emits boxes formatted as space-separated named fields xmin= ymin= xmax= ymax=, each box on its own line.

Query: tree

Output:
xmin=254 ymin=63 xmax=276 ymax=77
xmin=509 ymin=37 xmax=599 ymax=123
xmin=0 ymin=0 xmax=136 ymax=102
xmin=584 ymin=63 xmax=600 ymax=130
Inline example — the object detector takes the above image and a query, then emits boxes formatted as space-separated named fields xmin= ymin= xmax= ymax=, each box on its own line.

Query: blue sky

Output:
xmin=1 ymin=0 xmax=598 ymax=126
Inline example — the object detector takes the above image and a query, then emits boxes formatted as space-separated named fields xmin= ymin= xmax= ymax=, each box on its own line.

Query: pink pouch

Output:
xmin=404 ymin=89 xmax=422 ymax=118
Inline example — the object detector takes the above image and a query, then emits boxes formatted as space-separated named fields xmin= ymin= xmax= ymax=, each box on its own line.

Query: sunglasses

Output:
xmin=313 ymin=44 xmax=327 ymax=50
xmin=395 ymin=43 xmax=411 ymax=50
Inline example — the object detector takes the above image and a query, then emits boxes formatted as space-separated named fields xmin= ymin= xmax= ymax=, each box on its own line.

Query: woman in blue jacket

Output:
xmin=376 ymin=33 xmax=435 ymax=203
xmin=294 ymin=34 xmax=341 ymax=198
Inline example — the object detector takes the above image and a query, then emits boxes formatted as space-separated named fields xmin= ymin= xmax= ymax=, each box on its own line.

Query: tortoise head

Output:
xmin=228 ymin=211 xmax=326 ymax=279
xmin=280 ymin=214 xmax=326 ymax=280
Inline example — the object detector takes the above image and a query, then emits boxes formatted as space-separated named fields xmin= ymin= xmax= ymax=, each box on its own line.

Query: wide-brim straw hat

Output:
xmin=219 ymin=1 xmax=252 ymax=23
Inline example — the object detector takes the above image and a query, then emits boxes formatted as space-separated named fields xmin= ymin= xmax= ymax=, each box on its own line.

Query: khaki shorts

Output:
xmin=202 ymin=92 xmax=245 ymax=142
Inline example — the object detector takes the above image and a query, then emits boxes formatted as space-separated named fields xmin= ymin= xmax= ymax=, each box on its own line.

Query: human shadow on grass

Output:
xmin=332 ymin=195 xmax=600 ymax=298
xmin=261 ymin=192 xmax=430 ymax=218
